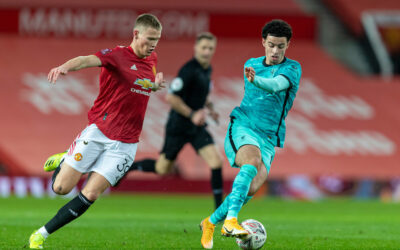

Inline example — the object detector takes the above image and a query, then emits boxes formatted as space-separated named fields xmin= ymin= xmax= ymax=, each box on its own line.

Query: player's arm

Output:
xmin=205 ymin=96 xmax=219 ymax=125
xmin=48 ymin=55 xmax=102 ymax=83
xmin=245 ymin=67 xmax=290 ymax=93
xmin=166 ymin=93 xmax=206 ymax=126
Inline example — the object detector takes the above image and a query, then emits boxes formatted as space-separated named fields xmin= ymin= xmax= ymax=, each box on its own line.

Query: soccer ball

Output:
xmin=236 ymin=219 xmax=267 ymax=249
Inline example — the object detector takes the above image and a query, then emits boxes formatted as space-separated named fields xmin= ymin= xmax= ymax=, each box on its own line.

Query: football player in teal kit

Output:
xmin=200 ymin=19 xmax=302 ymax=249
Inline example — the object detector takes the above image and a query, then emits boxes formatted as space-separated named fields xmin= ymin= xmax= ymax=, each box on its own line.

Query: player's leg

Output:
xmin=52 ymin=162 xmax=83 ymax=195
xmin=201 ymin=121 xmax=273 ymax=247
xmin=30 ymin=170 xmax=96 ymax=249
xmin=129 ymin=158 xmax=157 ymax=173
xmin=221 ymin=139 xmax=274 ymax=239
xmin=128 ymin=154 xmax=175 ymax=175
xmin=248 ymin=161 xmax=268 ymax=196
xmin=227 ymin=144 xmax=261 ymax=216
xmin=221 ymin=144 xmax=260 ymax=237
xmin=154 ymin=154 xmax=176 ymax=175
xmin=208 ymin=122 xmax=254 ymax=224
xmin=193 ymin=127 xmax=223 ymax=208
xmin=29 ymin=124 xmax=105 ymax=249
xmin=155 ymin=132 xmax=187 ymax=176
xmin=197 ymin=142 xmax=223 ymax=209
xmin=128 ymin=132 xmax=185 ymax=176
xmin=31 ymin=172 xmax=110 ymax=249
xmin=248 ymin=139 xmax=274 ymax=196
xmin=131 ymin=154 xmax=176 ymax=175
xmin=46 ymin=173 xmax=108 ymax=235
xmin=200 ymin=119 xmax=246 ymax=248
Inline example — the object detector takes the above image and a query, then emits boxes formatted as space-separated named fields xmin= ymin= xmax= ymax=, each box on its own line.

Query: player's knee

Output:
xmin=245 ymin=156 xmax=262 ymax=169
xmin=209 ymin=159 xmax=223 ymax=169
xmin=208 ymin=154 xmax=223 ymax=168
xmin=52 ymin=183 xmax=72 ymax=195
xmin=81 ymin=190 xmax=100 ymax=202
xmin=156 ymin=165 xmax=171 ymax=176
xmin=155 ymin=160 xmax=173 ymax=176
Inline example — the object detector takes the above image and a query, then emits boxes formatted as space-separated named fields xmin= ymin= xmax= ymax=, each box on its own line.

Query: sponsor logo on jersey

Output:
xmin=134 ymin=79 xmax=153 ymax=89
xmin=130 ymin=88 xmax=150 ymax=96
xmin=131 ymin=78 xmax=152 ymax=96
xmin=74 ymin=153 xmax=83 ymax=161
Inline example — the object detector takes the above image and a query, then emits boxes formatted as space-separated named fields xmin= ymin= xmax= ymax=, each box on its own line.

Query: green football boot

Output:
xmin=29 ymin=230 xmax=45 ymax=249
xmin=43 ymin=151 xmax=66 ymax=172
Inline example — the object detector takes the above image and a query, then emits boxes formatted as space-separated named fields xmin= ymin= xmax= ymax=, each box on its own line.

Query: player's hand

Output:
xmin=152 ymin=72 xmax=166 ymax=91
xmin=208 ymin=110 xmax=219 ymax=125
xmin=245 ymin=67 xmax=255 ymax=83
xmin=191 ymin=109 xmax=206 ymax=126
xmin=48 ymin=65 xmax=69 ymax=84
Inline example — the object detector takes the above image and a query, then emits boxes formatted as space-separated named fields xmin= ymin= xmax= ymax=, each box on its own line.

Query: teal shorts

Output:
xmin=224 ymin=116 xmax=276 ymax=174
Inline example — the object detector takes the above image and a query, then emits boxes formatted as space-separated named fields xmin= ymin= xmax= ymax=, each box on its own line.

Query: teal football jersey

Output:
xmin=231 ymin=56 xmax=302 ymax=147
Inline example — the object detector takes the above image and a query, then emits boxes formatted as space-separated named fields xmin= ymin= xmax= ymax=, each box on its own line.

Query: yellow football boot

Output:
xmin=29 ymin=230 xmax=45 ymax=249
xmin=43 ymin=151 xmax=66 ymax=172
xmin=221 ymin=218 xmax=249 ymax=238
xmin=199 ymin=216 xmax=215 ymax=249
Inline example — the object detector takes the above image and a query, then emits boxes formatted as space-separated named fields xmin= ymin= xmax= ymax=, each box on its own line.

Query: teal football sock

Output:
xmin=227 ymin=164 xmax=257 ymax=218
xmin=210 ymin=195 xmax=253 ymax=224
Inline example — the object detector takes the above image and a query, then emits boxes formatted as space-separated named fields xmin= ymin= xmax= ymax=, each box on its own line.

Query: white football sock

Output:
xmin=38 ymin=226 xmax=49 ymax=239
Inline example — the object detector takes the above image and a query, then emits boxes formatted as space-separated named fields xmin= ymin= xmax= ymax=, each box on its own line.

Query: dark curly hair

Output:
xmin=262 ymin=19 xmax=292 ymax=41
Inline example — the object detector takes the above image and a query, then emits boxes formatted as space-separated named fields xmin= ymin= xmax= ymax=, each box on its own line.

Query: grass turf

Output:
xmin=0 ymin=194 xmax=399 ymax=249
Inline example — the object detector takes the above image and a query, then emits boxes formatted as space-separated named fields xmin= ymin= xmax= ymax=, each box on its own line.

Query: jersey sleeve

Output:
xmin=169 ymin=65 xmax=193 ymax=97
xmin=280 ymin=62 xmax=302 ymax=89
xmin=94 ymin=48 xmax=119 ymax=69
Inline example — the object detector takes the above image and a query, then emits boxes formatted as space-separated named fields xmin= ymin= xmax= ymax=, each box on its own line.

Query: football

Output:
xmin=236 ymin=219 xmax=267 ymax=249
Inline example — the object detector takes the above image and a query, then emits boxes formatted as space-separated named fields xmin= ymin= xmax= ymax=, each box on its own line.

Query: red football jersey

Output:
xmin=88 ymin=46 xmax=157 ymax=143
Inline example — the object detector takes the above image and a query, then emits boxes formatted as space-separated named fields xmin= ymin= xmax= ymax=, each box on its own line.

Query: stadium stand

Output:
xmin=324 ymin=0 xmax=400 ymax=75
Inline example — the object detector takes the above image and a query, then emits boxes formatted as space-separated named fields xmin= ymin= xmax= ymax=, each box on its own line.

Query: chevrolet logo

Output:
xmin=134 ymin=79 xmax=153 ymax=89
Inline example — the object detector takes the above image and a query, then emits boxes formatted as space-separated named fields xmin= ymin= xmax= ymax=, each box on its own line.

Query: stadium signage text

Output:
xmin=19 ymin=8 xmax=209 ymax=39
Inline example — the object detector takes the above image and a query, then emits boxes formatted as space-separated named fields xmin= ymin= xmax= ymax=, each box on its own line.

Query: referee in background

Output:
xmin=130 ymin=32 xmax=223 ymax=208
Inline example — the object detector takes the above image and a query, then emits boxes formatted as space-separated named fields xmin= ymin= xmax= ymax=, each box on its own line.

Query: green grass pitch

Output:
xmin=1 ymin=194 xmax=399 ymax=249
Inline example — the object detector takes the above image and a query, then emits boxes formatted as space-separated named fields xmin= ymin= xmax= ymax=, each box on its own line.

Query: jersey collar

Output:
xmin=263 ymin=56 xmax=287 ymax=67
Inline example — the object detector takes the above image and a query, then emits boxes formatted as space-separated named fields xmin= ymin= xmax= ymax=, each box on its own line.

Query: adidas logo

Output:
xmin=130 ymin=64 xmax=137 ymax=70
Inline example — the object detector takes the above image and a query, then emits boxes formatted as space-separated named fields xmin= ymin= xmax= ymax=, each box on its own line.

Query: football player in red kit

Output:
xmin=29 ymin=13 xmax=164 ymax=249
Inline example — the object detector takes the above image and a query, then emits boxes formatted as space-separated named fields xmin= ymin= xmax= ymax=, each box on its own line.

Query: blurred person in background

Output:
xmin=128 ymin=32 xmax=223 ymax=209
xmin=29 ymin=13 xmax=164 ymax=249
xmin=199 ymin=19 xmax=302 ymax=249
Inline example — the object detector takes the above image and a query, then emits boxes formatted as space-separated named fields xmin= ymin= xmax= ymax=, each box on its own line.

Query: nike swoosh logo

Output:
xmin=224 ymin=227 xmax=233 ymax=234
xmin=69 ymin=209 xmax=78 ymax=217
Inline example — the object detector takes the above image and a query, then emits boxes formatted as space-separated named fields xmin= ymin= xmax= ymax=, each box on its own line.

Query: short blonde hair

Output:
xmin=134 ymin=14 xmax=162 ymax=31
